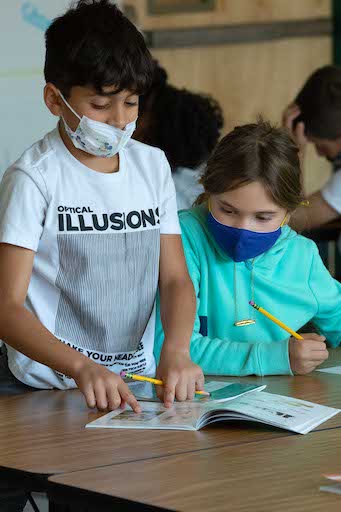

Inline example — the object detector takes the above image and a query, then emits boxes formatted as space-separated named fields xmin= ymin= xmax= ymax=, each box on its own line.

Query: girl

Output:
xmin=155 ymin=120 xmax=341 ymax=376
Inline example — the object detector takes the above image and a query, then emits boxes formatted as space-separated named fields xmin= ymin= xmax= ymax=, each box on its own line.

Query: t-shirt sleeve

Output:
xmin=159 ymin=153 xmax=181 ymax=235
xmin=321 ymin=168 xmax=341 ymax=214
xmin=0 ymin=167 xmax=47 ymax=251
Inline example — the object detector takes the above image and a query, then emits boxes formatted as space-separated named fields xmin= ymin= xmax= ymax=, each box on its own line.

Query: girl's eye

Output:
xmin=222 ymin=208 xmax=234 ymax=215
xmin=125 ymin=101 xmax=138 ymax=107
xmin=256 ymin=216 xmax=272 ymax=222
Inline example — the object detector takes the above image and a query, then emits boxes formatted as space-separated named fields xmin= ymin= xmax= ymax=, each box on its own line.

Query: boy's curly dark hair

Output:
xmin=136 ymin=61 xmax=224 ymax=170
xmin=45 ymin=0 xmax=153 ymax=97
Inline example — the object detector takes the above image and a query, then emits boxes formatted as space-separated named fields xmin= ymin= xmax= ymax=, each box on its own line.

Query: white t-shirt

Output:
xmin=172 ymin=166 xmax=204 ymax=211
xmin=0 ymin=127 xmax=180 ymax=389
xmin=322 ymin=168 xmax=341 ymax=213
xmin=321 ymin=168 xmax=341 ymax=252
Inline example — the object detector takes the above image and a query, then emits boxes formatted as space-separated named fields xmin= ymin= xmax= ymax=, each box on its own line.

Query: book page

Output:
xmin=86 ymin=401 xmax=207 ymax=430
xmin=206 ymin=391 xmax=339 ymax=434
xmin=316 ymin=366 xmax=341 ymax=375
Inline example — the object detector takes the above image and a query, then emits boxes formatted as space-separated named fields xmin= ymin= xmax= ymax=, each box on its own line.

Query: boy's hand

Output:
xmin=72 ymin=359 xmax=142 ymax=413
xmin=289 ymin=333 xmax=329 ymax=375
xmin=156 ymin=346 xmax=205 ymax=407
xmin=282 ymin=102 xmax=308 ymax=150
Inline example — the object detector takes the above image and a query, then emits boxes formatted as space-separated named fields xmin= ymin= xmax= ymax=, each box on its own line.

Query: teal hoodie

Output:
xmin=154 ymin=204 xmax=341 ymax=376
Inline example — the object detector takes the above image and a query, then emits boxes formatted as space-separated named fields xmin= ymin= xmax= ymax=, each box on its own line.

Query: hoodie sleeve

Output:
xmin=308 ymin=243 xmax=341 ymax=347
xmin=154 ymin=217 xmax=292 ymax=376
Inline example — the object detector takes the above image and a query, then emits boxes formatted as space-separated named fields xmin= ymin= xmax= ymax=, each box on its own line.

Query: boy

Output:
xmin=0 ymin=0 xmax=204 ymax=416
xmin=282 ymin=66 xmax=341 ymax=232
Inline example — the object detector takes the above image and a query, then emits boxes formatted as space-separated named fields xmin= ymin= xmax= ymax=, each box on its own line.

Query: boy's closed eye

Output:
xmin=91 ymin=103 xmax=111 ymax=110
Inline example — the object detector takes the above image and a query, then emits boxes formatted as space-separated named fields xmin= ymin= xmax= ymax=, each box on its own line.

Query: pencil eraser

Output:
xmin=120 ymin=370 xmax=127 ymax=378
xmin=249 ymin=300 xmax=255 ymax=306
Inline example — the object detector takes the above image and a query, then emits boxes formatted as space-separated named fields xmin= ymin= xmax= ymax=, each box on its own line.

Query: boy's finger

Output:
xmin=107 ymin=388 xmax=122 ymax=411
xmin=175 ymin=378 xmax=188 ymax=402
xmin=83 ymin=383 xmax=96 ymax=409
xmin=195 ymin=374 xmax=205 ymax=391
xmin=120 ymin=386 xmax=142 ymax=413
xmin=94 ymin=382 xmax=109 ymax=411
xmin=163 ymin=375 xmax=177 ymax=408
xmin=155 ymin=385 xmax=164 ymax=401
xmin=186 ymin=381 xmax=196 ymax=401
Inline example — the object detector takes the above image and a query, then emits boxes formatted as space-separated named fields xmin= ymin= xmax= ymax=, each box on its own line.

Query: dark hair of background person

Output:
xmin=295 ymin=65 xmax=341 ymax=140
xmin=135 ymin=60 xmax=224 ymax=170
xmin=196 ymin=119 xmax=305 ymax=210
xmin=44 ymin=0 xmax=154 ymax=98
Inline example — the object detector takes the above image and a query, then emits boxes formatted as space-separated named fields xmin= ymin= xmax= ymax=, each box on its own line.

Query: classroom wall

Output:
xmin=132 ymin=0 xmax=330 ymax=29
xmin=152 ymin=37 xmax=332 ymax=195
xmin=126 ymin=0 xmax=332 ymax=194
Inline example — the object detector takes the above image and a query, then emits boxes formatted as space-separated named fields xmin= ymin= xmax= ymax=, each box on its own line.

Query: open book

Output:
xmin=86 ymin=381 xmax=339 ymax=434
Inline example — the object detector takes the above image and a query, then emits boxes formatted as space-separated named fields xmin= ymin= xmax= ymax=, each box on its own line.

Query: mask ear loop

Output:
xmin=280 ymin=200 xmax=309 ymax=228
xmin=59 ymin=91 xmax=82 ymax=122
xmin=280 ymin=214 xmax=288 ymax=228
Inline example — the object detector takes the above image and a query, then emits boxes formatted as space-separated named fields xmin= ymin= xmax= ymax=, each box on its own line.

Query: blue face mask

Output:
xmin=207 ymin=212 xmax=283 ymax=262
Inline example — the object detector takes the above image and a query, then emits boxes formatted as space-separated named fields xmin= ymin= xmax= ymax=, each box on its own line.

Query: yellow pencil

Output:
xmin=120 ymin=371 xmax=210 ymax=396
xmin=249 ymin=301 xmax=303 ymax=340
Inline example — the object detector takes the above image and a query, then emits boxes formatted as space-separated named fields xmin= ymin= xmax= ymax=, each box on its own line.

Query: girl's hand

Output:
xmin=72 ymin=359 xmax=142 ymax=413
xmin=156 ymin=346 xmax=205 ymax=407
xmin=289 ymin=333 xmax=329 ymax=374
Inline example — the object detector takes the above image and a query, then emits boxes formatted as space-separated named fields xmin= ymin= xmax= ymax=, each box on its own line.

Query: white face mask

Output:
xmin=59 ymin=92 xmax=137 ymax=158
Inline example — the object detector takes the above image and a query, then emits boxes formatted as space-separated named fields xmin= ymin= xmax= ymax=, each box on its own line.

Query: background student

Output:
xmin=283 ymin=66 xmax=341 ymax=233
xmin=134 ymin=60 xmax=224 ymax=210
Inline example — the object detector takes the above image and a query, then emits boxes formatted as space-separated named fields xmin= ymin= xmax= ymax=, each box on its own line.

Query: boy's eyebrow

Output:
xmin=218 ymin=199 xmax=277 ymax=214
xmin=87 ymin=91 xmax=117 ymax=98
xmin=89 ymin=90 xmax=138 ymax=98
